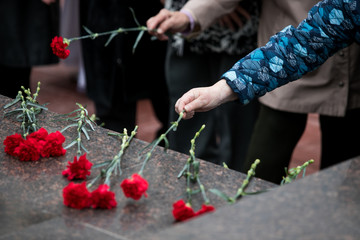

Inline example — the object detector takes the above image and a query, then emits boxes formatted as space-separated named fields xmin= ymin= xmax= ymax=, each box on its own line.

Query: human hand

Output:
xmin=146 ymin=9 xmax=190 ymax=41
xmin=175 ymin=80 xmax=238 ymax=119
xmin=218 ymin=5 xmax=251 ymax=31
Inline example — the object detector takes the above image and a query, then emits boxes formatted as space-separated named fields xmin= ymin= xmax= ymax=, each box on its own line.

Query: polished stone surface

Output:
xmin=0 ymin=95 xmax=276 ymax=239
xmin=145 ymin=156 xmax=360 ymax=240
xmin=2 ymin=94 xmax=359 ymax=239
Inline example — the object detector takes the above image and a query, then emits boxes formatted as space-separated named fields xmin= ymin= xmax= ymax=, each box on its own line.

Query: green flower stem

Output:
xmin=178 ymin=124 xmax=207 ymax=205
xmin=186 ymin=163 xmax=192 ymax=204
xmin=3 ymin=81 xmax=46 ymax=137
xmin=138 ymin=111 xmax=184 ymax=176
xmin=87 ymin=174 xmax=101 ymax=189
xmin=235 ymin=159 xmax=260 ymax=199
xmin=88 ymin=126 xmax=138 ymax=188
xmin=281 ymin=159 xmax=314 ymax=185
xmin=197 ymin=177 xmax=210 ymax=205
xmin=104 ymin=127 xmax=138 ymax=185
xmin=178 ymin=124 xmax=205 ymax=178
xmin=60 ymin=103 xmax=96 ymax=157
xmin=75 ymin=108 xmax=87 ymax=157
xmin=66 ymin=26 xmax=148 ymax=43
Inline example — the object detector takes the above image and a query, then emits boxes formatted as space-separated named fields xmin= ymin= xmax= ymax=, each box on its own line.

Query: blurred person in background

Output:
xmin=0 ymin=0 xmax=60 ymax=98
xmin=147 ymin=0 xmax=261 ymax=171
xmin=164 ymin=0 xmax=360 ymax=184
xmin=79 ymin=0 xmax=169 ymax=134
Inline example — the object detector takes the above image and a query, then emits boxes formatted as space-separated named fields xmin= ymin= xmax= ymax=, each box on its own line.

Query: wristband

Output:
xmin=180 ymin=9 xmax=195 ymax=34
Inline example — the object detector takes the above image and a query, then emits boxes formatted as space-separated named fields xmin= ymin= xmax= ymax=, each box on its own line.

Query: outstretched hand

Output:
xmin=146 ymin=9 xmax=190 ymax=41
xmin=175 ymin=80 xmax=238 ymax=119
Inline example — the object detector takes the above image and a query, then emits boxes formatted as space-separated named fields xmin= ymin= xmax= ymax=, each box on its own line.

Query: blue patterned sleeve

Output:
xmin=222 ymin=0 xmax=360 ymax=105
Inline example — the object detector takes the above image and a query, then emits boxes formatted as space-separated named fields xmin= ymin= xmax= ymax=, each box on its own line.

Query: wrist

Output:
xmin=216 ymin=79 xmax=238 ymax=103
xmin=180 ymin=9 xmax=195 ymax=35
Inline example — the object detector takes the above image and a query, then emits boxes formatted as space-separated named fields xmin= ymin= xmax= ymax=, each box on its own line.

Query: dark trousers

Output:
xmin=0 ymin=65 xmax=31 ymax=99
xmin=242 ymin=104 xmax=360 ymax=184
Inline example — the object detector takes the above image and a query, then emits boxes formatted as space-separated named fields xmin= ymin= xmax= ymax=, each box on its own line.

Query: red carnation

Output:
xmin=50 ymin=36 xmax=70 ymax=59
xmin=27 ymin=128 xmax=49 ymax=150
xmin=27 ymin=128 xmax=48 ymax=142
xmin=63 ymin=182 xmax=92 ymax=209
xmin=120 ymin=173 xmax=148 ymax=200
xmin=172 ymin=199 xmax=196 ymax=222
xmin=41 ymin=131 xmax=66 ymax=158
xmin=62 ymin=153 xmax=93 ymax=180
xmin=91 ymin=184 xmax=117 ymax=209
xmin=3 ymin=133 xmax=25 ymax=156
xmin=196 ymin=204 xmax=215 ymax=216
xmin=13 ymin=138 xmax=41 ymax=161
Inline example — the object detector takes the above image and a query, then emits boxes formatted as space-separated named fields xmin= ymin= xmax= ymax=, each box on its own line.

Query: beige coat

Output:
xmin=184 ymin=0 xmax=360 ymax=116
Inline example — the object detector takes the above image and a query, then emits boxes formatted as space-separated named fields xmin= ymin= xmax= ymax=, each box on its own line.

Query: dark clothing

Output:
xmin=0 ymin=0 xmax=59 ymax=67
xmin=0 ymin=0 xmax=59 ymax=98
xmin=79 ymin=0 xmax=169 ymax=133
xmin=243 ymin=105 xmax=360 ymax=184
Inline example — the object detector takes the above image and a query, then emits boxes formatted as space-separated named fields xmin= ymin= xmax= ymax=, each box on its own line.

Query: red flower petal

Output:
xmin=13 ymin=138 xmax=41 ymax=161
xmin=62 ymin=153 xmax=93 ymax=180
xmin=63 ymin=182 xmax=92 ymax=209
xmin=120 ymin=173 xmax=148 ymax=200
xmin=41 ymin=131 xmax=66 ymax=158
xmin=3 ymin=133 xmax=25 ymax=156
xmin=91 ymin=184 xmax=117 ymax=209
xmin=27 ymin=128 xmax=49 ymax=142
xmin=172 ymin=199 xmax=196 ymax=221
xmin=50 ymin=36 xmax=70 ymax=59
xmin=195 ymin=204 xmax=215 ymax=216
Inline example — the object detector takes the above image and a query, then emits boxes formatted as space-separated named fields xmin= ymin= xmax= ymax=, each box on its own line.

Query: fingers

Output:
xmin=147 ymin=9 xmax=172 ymax=40
xmin=147 ymin=9 xmax=190 ymax=40
xmin=175 ymin=89 xmax=199 ymax=119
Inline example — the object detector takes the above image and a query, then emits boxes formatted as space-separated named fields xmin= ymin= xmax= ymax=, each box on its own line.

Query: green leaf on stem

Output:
xmin=209 ymin=189 xmax=234 ymax=203
xmin=133 ymin=30 xmax=144 ymax=54
xmin=83 ymin=26 xmax=95 ymax=36
xmin=129 ymin=7 xmax=140 ymax=27
xmin=105 ymin=32 xmax=118 ymax=47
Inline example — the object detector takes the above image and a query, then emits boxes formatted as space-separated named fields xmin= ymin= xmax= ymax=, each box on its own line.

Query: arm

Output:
xmin=175 ymin=80 xmax=237 ymax=119
xmin=176 ymin=0 xmax=360 ymax=116
xmin=182 ymin=0 xmax=240 ymax=30
xmin=146 ymin=0 xmax=239 ymax=40
xmin=223 ymin=0 xmax=360 ymax=105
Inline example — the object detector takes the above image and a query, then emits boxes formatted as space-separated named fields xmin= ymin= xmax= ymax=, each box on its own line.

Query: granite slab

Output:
xmin=144 ymin=156 xmax=360 ymax=240
xmin=0 ymin=94 xmax=276 ymax=239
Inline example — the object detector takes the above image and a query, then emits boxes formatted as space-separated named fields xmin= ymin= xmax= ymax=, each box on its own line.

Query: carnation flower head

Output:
xmin=3 ymin=133 xmax=25 ymax=156
xmin=41 ymin=131 xmax=66 ymax=158
xmin=62 ymin=153 xmax=93 ymax=180
xmin=27 ymin=128 xmax=48 ymax=142
xmin=63 ymin=182 xmax=92 ymax=209
xmin=120 ymin=173 xmax=148 ymax=200
xmin=27 ymin=127 xmax=48 ymax=145
xmin=14 ymin=138 xmax=41 ymax=161
xmin=50 ymin=36 xmax=70 ymax=59
xmin=172 ymin=199 xmax=196 ymax=222
xmin=91 ymin=184 xmax=117 ymax=209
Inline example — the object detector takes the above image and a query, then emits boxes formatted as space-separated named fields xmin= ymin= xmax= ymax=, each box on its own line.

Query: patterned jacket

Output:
xmin=221 ymin=0 xmax=360 ymax=114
